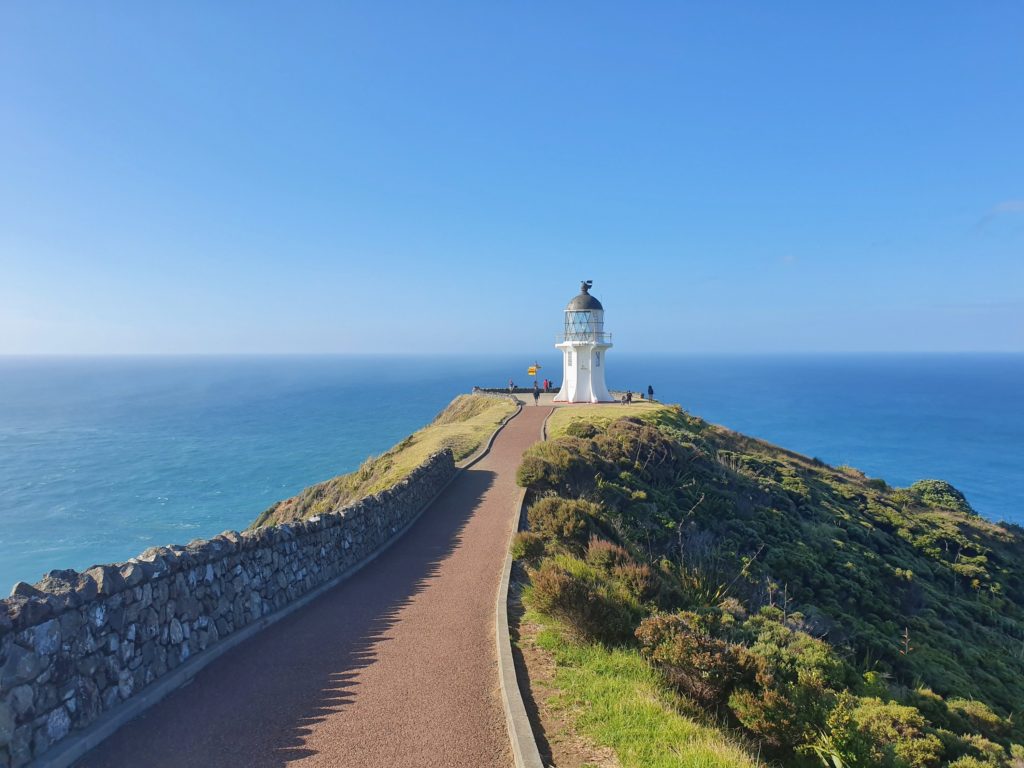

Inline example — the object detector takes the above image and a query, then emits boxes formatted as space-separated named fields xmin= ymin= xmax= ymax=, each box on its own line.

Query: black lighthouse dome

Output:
xmin=566 ymin=280 xmax=604 ymax=311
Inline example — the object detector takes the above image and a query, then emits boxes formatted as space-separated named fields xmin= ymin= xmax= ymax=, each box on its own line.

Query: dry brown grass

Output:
xmin=252 ymin=393 xmax=517 ymax=527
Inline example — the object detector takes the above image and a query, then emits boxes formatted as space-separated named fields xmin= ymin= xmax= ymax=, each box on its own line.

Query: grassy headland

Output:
xmin=253 ymin=393 xmax=516 ymax=527
xmin=513 ymin=402 xmax=1024 ymax=767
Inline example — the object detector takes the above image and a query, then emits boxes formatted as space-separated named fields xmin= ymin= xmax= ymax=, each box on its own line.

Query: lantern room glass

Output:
xmin=564 ymin=310 xmax=604 ymax=341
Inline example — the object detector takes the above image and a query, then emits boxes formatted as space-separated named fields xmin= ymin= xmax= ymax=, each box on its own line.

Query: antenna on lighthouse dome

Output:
xmin=580 ymin=280 xmax=593 ymax=293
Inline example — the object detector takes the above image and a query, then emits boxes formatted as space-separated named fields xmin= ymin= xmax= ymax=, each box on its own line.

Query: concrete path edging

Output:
xmin=34 ymin=401 xmax=525 ymax=768
xmin=495 ymin=406 xmax=553 ymax=768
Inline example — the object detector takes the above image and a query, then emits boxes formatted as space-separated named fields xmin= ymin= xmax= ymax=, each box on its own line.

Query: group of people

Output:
xmin=531 ymin=378 xmax=553 ymax=404
xmin=621 ymin=385 xmax=655 ymax=404
xmin=510 ymin=378 xmax=553 ymax=391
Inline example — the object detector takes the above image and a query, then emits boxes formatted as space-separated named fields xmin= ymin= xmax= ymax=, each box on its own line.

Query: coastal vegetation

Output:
xmin=521 ymin=606 xmax=757 ymax=767
xmin=253 ymin=394 xmax=516 ymax=527
xmin=513 ymin=403 xmax=1024 ymax=767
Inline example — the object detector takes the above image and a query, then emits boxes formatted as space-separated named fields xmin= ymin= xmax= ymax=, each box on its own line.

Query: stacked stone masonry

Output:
xmin=0 ymin=449 xmax=456 ymax=768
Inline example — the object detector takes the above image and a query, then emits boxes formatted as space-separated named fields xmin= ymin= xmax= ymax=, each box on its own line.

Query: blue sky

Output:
xmin=1 ymin=3 xmax=1021 ymax=354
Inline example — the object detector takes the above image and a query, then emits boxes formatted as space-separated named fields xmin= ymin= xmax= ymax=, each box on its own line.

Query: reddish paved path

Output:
xmin=79 ymin=404 xmax=551 ymax=768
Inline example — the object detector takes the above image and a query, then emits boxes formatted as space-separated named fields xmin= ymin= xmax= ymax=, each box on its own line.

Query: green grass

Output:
xmin=547 ymin=402 xmax=686 ymax=439
xmin=253 ymin=393 xmax=517 ymax=527
xmin=525 ymin=607 xmax=756 ymax=768
xmin=516 ymin=402 xmax=1024 ymax=765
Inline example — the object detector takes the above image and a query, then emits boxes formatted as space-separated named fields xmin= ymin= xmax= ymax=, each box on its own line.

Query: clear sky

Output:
xmin=1 ymin=3 xmax=1021 ymax=354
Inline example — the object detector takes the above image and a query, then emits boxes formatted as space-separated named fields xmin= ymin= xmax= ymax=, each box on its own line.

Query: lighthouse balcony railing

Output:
xmin=556 ymin=332 xmax=613 ymax=344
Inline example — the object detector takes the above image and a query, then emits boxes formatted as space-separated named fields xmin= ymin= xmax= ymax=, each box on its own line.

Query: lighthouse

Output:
xmin=554 ymin=281 xmax=614 ymax=403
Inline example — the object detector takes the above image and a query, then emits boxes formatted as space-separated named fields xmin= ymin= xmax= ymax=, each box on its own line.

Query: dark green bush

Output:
xmin=636 ymin=610 xmax=742 ymax=707
xmin=564 ymin=421 xmax=599 ymax=439
xmin=729 ymin=684 xmax=825 ymax=751
xmin=945 ymin=698 xmax=1009 ymax=743
xmin=515 ymin=439 xmax=602 ymax=495
xmin=851 ymin=697 xmax=944 ymax=768
xmin=516 ymin=455 xmax=552 ymax=490
xmin=530 ymin=556 xmax=637 ymax=644
xmin=527 ymin=496 xmax=599 ymax=547
xmin=817 ymin=692 xmax=879 ymax=768
xmin=906 ymin=479 xmax=976 ymax=516
xmin=947 ymin=757 xmax=1000 ymax=768
xmin=726 ymin=610 xmax=852 ymax=753
xmin=958 ymin=734 xmax=1009 ymax=765
xmin=510 ymin=530 xmax=545 ymax=564
xmin=743 ymin=611 xmax=852 ymax=692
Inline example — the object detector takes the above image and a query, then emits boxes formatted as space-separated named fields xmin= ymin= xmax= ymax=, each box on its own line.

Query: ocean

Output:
xmin=1 ymin=354 xmax=1021 ymax=594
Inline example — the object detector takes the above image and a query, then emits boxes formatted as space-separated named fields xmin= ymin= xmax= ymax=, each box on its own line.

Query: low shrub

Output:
xmin=852 ymin=697 xmax=945 ymax=768
xmin=527 ymin=496 xmax=600 ymax=548
xmin=729 ymin=684 xmax=822 ymax=751
xmin=947 ymin=758 xmax=1000 ymax=768
xmin=727 ymin=615 xmax=850 ymax=750
xmin=530 ymin=556 xmax=637 ymax=645
xmin=946 ymin=698 xmax=1009 ymax=742
xmin=516 ymin=439 xmax=600 ymax=495
xmin=612 ymin=562 xmax=655 ymax=601
xmin=635 ymin=610 xmax=742 ymax=707
xmin=907 ymin=479 xmax=976 ymax=515
xmin=516 ymin=454 xmax=552 ymax=490
xmin=743 ymin=610 xmax=853 ymax=692
xmin=510 ymin=531 xmax=545 ymax=564
xmin=958 ymin=734 xmax=1009 ymax=765
xmin=585 ymin=536 xmax=633 ymax=571
xmin=563 ymin=421 xmax=600 ymax=439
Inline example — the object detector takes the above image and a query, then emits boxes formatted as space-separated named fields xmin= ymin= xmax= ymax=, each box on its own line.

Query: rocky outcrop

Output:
xmin=0 ymin=449 xmax=456 ymax=768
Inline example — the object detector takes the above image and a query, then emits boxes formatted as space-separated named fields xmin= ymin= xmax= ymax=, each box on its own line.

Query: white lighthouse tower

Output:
xmin=554 ymin=281 xmax=614 ymax=403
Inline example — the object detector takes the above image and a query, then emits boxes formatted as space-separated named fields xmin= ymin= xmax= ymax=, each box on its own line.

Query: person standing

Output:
xmin=533 ymin=382 xmax=540 ymax=405
xmin=648 ymin=384 xmax=654 ymax=401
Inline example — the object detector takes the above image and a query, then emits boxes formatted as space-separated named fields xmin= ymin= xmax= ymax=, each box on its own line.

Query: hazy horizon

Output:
xmin=2 ymin=351 xmax=1023 ymax=364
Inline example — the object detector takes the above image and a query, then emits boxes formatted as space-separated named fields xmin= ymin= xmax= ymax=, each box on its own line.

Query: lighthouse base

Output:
xmin=554 ymin=341 xmax=613 ymax=403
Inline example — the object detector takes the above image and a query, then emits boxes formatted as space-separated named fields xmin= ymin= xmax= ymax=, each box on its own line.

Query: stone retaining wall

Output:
xmin=0 ymin=449 xmax=456 ymax=768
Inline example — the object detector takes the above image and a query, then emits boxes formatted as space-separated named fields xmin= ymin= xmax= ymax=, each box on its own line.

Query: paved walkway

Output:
xmin=79 ymin=405 xmax=552 ymax=768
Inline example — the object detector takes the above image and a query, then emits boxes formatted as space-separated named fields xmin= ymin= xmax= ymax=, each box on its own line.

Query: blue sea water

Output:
xmin=0 ymin=354 xmax=1021 ymax=594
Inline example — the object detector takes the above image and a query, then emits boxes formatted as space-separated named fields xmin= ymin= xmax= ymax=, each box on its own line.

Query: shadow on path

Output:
xmin=80 ymin=468 xmax=496 ymax=768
